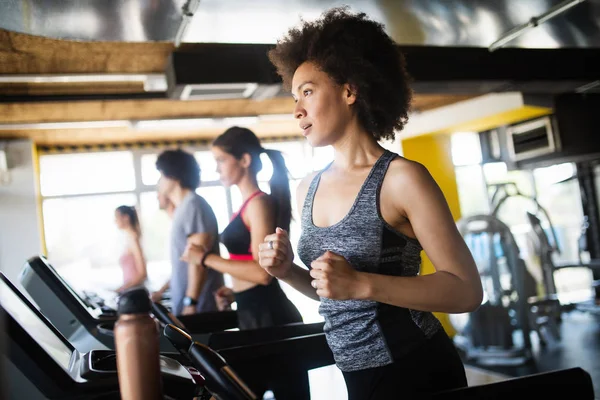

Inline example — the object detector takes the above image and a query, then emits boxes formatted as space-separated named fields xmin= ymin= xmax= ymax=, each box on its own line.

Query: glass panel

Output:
xmin=43 ymin=193 xmax=137 ymax=269
xmin=482 ymin=162 xmax=508 ymax=184
xmin=141 ymin=153 xmax=160 ymax=186
xmin=195 ymin=151 xmax=220 ymax=183
xmin=137 ymin=191 xmax=175 ymax=292
xmin=263 ymin=141 xmax=311 ymax=180
xmin=451 ymin=132 xmax=482 ymax=166
xmin=139 ymin=191 xmax=171 ymax=262
xmin=40 ymin=152 xmax=135 ymax=196
xmin=483 ymin=162 xmax=536 ymax=198
xmin=230 ymin=186 xmax=243 ymax=212
xmin=312 ymin=146 xmax=334 ymax=171
xmin=256 ymin=153 xmax=274 ymax=182
xmin=533 ymin=163 xmax=584 ymax=266
xmin=534 ymin=163 xmax=576 ymax=189
xmin=196 ymin=186 xmax=231 ymax=234
xmin=455 ymin=165 xmax=489 ymax=217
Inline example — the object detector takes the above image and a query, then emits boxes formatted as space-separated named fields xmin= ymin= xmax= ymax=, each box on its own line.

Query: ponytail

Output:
xmin=263 ymin=149 xmax=292 ymax=232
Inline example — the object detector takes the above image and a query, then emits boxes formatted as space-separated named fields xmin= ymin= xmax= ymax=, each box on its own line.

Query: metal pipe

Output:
xmin=489 ymin=0 xmax=587 ymax=52
xmin=175 ymin=0 xmax=201 ymax=47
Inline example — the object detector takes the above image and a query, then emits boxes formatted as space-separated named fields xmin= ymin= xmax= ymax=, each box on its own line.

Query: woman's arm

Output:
xmin=282 ymin=266 xmax=318 ymax=300
xmin=310 ymin=161 xmax=482 ymax=313
xmin=203 ymin=196 xmax=275 ymax=285
xmin=129 ymin=236 xmax=148 ymax=284
xmin=259 ymin=172 xmax=320 ymax=301
xmin=151 ymin=281 xmax=170 ymax=302
xmin=203 ymin=255 xmax=271 ymax=285
xmin=117 ymin=235 xmax=148 ymax=292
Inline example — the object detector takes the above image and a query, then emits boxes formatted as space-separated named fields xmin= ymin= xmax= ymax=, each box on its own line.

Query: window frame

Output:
xmin=37 ymin=140 xmax=329 ymax=263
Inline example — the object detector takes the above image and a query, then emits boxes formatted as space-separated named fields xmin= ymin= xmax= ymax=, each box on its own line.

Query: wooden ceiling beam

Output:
xmin=0 ymin=97 xmax=297 ymax=123
xmin=0 ymin=29 xmax=174 ymax=74
xmin=3 ymin=120 xmax=302 ymax=146
xmin=0 ymin=94 xmax=475 ymax=124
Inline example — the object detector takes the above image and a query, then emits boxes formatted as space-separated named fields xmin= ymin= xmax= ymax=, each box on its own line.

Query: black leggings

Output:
xmin=234 ymin=281 xmax=310 ymax=399
xmin=235 ymin=280 xmax=303 ymax=330
xmin=342 ymin=330 xmax=467 ymax=400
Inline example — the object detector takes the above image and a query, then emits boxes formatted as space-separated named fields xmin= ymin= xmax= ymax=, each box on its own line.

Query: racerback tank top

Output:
xmin=297 ymin=150 xmax=442 ymax=372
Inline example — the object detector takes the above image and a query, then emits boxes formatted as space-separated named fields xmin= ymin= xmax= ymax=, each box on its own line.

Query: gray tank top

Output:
xmin=297 ymin=150 xmax=442 ymax=372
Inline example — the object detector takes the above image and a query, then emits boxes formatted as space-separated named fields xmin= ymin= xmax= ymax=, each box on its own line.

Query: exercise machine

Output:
xmin=527 ymin=212 xmax=600 ymax=316
xmin=164 ymin=322 xmax=595 ymax=399
xmin=454 ymin=214 xmax=533 ymax=365
xmin=19 ymin=255 xmax=237 ymax=353
xmin=0 ymin=272 xmax=199 ymax=399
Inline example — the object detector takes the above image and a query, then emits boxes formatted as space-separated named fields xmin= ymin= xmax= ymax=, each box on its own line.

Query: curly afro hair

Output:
xmin=268 ymin=7 xmax=412 ymax=142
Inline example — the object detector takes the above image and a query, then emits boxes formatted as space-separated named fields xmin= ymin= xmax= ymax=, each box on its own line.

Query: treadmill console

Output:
xmin=19 ymin=256 xmax=184 ymax=353
xmin=1 ymin=274 xmax=75 ymax=373
xmin=20 ymin=255 xmax=116 ymax=320
xmin=1 ymin=273 xmax=199 ymax=399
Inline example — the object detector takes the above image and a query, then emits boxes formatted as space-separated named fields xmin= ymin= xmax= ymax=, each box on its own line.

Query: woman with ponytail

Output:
xmin=181 ymin=126 xmax=308 ymax=399
xmin=114 ymin=205 xmax=148 ymax=292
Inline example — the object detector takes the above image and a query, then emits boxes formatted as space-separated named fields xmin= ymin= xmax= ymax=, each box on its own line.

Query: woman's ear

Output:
xmin=240 ymin=153 xmax=252 ymax=168
xmin=344 ymin=83 xmax=357 ymax=106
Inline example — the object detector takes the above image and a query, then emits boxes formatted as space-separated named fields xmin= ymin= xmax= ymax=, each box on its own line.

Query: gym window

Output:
xmin=37 ymin=140 xmax=332 ymax=323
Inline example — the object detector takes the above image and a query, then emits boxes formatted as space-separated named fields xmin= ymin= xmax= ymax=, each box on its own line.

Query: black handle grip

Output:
xmin=152 ymin=302 xmax=189 ymax=333
xmin=163 ymin=324 xmax=257 ymax=400
xmin=163 ymin=323 xmax=193 ymax=357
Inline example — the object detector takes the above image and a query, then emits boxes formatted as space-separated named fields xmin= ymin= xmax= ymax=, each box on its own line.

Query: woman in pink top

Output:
xmin=114 ymin=205 xmax=148 ymax=292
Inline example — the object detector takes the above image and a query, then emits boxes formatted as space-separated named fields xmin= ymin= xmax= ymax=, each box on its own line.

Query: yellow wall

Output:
xmin=31 ymin=142 xmax=48 ymax=256
xmin=400 ymin=134 xmax=460 ymax=337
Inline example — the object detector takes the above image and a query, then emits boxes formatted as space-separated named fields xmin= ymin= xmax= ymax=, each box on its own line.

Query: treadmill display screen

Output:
xmin=26 ymin=257 xmax=118 ymax=316
xmin=28 ymin=257 xmax=91 ymax=310
xmin=0 ymin=278 xmax=74 ymax=371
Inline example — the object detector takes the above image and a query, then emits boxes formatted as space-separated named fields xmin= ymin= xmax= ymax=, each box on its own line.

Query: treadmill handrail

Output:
xmin=432 ymin=367 xmax=594 ymax=399
xmin=163 ymin=324 xmax=257 ymax=400
xmin=217 ymin=332 xmax=334 ymax=368
xmin=151 ymin=301 xmax=188 ymax=332
xmin=208 ymin=321 xmax=325 ymax=350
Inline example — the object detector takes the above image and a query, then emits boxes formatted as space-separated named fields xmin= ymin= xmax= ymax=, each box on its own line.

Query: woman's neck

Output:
xmin=124 ymin=227 xmax=139 ymax=239
xmin=331 ymin=124 xmax=384 ymax=171
xmin=237 ymin=174 xmax=261 ymax=201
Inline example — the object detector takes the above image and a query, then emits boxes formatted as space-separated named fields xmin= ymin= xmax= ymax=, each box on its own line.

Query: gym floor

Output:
xmin=462 ymin=311 xmax=600 ymax=398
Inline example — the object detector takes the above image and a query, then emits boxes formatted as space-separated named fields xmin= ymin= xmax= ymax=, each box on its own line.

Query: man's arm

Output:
xmin=151 ymin=280 xmax=170 ymax=302
xmin=184 ymin=232 xmax=212 ymax=303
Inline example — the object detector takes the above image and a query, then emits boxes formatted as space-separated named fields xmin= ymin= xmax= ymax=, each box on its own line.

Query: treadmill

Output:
xmin=0 ymin=273 xmax=199 ymax=400
xmin=19 ymin=256 xmax=235 ymax=353
xmin=18 ymin=255 xmax=333 ymax=391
